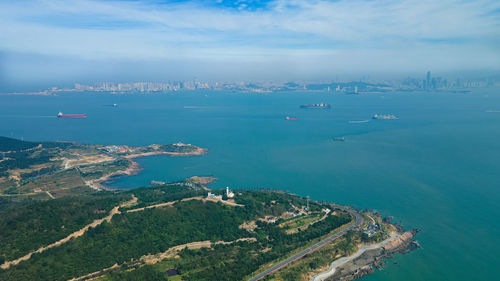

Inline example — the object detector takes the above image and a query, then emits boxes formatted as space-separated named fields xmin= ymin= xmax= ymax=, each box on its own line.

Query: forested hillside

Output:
xmin=0 ymin=183 xmax=352 ymax=281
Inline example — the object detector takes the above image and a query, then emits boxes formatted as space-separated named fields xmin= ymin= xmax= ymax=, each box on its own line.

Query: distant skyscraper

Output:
xmin=426 ymin=71 xmax=431 ymax=89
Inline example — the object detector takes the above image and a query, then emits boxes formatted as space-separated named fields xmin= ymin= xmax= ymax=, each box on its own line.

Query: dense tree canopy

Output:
xmin=0 ymin=184 xmax=352 ymax=281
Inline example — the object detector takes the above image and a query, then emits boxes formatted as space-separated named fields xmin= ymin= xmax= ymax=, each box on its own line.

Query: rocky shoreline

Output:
xmin=323 ymin=229 xmax=419 ymax=281
xmin=85 ymin=159 xmax=141 ymax=191
xmin=86 ymin=146 xmax=207 ymax=191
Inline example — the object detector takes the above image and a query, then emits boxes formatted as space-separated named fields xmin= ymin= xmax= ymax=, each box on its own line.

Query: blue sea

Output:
xmin=1 ymin=89 xmax=499 ymax=280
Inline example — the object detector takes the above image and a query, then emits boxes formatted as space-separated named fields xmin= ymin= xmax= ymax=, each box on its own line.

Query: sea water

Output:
xmin=1 ymin=89 xmax=499 ymax=281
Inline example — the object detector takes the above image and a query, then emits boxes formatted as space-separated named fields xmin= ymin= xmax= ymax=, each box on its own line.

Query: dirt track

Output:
xmin=126 ymin=196 xmax=243 ymax=213
xmin=1 ymin=193 xmax=242 ymax=270
xmin=0 ymin=195 xmax=137 ymax=270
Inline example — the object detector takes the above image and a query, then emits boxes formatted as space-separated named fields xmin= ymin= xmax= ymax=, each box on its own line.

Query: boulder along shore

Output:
xmin=322 ymin=230 xmax=419 ymax=281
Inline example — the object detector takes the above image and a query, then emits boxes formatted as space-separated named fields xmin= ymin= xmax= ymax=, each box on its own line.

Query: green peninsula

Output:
xmin=0 ymin=136 xmax=206 ymax=198
xmin=0 ymin=137 xmax=418 ymax=281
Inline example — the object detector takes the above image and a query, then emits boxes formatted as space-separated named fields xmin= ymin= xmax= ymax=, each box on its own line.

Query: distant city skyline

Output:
xmin=8 ymin=70 xmax=497 ymax=95
xmin=1 ymin=0 xmax=500 ymax=91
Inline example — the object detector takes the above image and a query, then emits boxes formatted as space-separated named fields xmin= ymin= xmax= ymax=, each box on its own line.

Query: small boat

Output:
xmin=285 ymin=116 xmax=299 ymax=120
xmin=349 ymin=120 xmax=370 ymax=124
xmin=57 ymin=112 xmax=87 ymax=118
xmin=333 ymin=137 xmax=345 ymax=142
xmin=300 ymin=103 xmax=331 ymax=109
xmin=372 ymin=114 xmax=398 ymax=120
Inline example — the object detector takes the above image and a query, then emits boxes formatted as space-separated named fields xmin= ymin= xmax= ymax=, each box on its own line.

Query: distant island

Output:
xmin=0 ymin=136 xmax=418 ymax=281
xmin=0 ymin=136 xmax=206 ymax=197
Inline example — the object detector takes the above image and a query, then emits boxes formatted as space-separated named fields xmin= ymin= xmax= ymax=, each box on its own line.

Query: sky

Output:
xmin=0 ymin=0 xmax=499 ymax=90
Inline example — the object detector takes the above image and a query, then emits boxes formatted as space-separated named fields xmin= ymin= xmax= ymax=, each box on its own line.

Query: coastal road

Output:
xmin=248 ymin=207 xmax=363 ymax=281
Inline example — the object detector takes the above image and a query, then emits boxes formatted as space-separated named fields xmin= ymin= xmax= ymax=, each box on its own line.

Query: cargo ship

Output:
xmin=285 ymin=116 xmax=299 ymax=120
xmin=57 ymin=112 xmax=87 ymax=118
xmin=372 ymin=114 xmax=398 ymax=120
xmin=300 ymin=103 xmax=331 ymax=109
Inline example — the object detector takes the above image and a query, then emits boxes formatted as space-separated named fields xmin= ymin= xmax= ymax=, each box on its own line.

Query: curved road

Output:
xmin=248 ymin=207 xmax=363 ymax=281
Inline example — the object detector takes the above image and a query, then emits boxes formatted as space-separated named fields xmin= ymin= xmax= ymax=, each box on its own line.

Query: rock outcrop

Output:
xmin=384 ymin=230 xmax=419 ymax=254
xmin=324 ymin=230 xmax=419 ymax=281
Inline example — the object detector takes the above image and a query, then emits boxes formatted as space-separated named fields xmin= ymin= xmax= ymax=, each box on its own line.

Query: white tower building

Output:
xmin=226 ymin=186 xmax=234 ymax=198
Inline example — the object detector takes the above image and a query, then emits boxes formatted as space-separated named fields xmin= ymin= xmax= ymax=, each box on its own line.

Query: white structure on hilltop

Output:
xmin=226 ymin=186 xmax=235 ymax=198
xmin=207 ymin=192 xmax=222 ymax=200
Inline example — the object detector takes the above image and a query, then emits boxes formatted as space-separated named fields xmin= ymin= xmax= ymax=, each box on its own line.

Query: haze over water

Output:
xmin=1 ymin=90 xmax=499 ymax=280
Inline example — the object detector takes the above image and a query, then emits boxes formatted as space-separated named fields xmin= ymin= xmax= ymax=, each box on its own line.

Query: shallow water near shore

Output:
xmin=1 ymin=89 xmax=499 ymax=280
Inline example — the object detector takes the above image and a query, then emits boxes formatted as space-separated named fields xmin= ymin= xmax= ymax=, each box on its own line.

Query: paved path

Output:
xmin=248 ymin=207 xmax=363 ymax=281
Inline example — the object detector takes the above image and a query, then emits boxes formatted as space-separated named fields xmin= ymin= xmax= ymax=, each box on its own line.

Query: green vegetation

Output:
xmin=280 ymin=213 xmax=322 ymax=229
xmin=0 ymin=137 xmax=406 ymax=281
xmin=0 ymin=137 xmax=398 ymax=281
xmin=121 ymin=183 xmax=206 ymax=210
xmin=158 ymin=144 xmax=198 ymax=153
xmin=106 ymin=265 xmax=169 ymax=281
xmin=0 ymin=137 xmax=73 ymax=179
xmin=234 ymin=190 xmax=318 ymax=218
xmin=0 ymin=138 xmax=78 ymax=193
xmin=175 ymin=242 xmax=265 ymax=281
xmin=0 ymin=192 xmax=128 ymax=261
xmin=0 ymin=136 xmax=39 ymax=152
xmin=0 ymin=136 xmax=205 ymax=199
xmin=18 ymin=168 xmax=86 ymax=194
xmin=78 ymin=159 xmax=130 ymax=181
xmin=268 ymin=231 xmax=361 ymax=281
xmin=0 ymin=150 xmax=53 ymax=178
xmin=1 ymin=200 xmax=244 ymax=280
xmin=0 ymin=184 xmax=353 ymax=281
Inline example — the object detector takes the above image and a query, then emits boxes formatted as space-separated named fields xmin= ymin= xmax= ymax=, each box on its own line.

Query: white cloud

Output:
xmin=0 ymin=0 xmax=499 ymax=80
